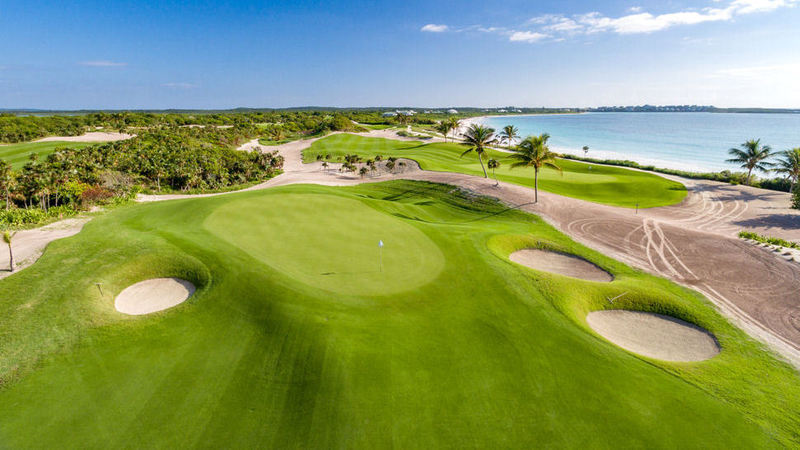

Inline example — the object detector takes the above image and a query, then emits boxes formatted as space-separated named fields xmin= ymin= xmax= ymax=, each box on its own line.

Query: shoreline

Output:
xmin=466 ymin=115 xmax=740 ymax=174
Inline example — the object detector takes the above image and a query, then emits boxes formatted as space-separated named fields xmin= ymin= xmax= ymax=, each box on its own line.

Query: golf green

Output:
xmin=204 ymin=193 xmax=445 ymax=295
xmin=0 ymin=181 xmax=798 ymax=447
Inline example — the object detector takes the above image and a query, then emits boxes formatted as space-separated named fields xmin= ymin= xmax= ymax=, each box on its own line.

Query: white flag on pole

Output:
xmin=378 ymin=240 xmax=384 ymax=248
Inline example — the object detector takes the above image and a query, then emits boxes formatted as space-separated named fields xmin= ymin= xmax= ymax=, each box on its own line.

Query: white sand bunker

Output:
xmin=510 ymin=249 xmax=613 ymax=282
xmin=587 ymin=310 xmax=720 ymax=362
xmin=115 ymin=278 xmax=195 ymax=315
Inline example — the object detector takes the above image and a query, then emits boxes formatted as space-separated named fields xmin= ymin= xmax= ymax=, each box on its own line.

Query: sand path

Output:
xmin=136 ymin=132 xmax=800 ymax=368
xmin=33 ymin=131 xmax=134 ymax=143
xmin=0 ymin=218 xmax=89 ymax=279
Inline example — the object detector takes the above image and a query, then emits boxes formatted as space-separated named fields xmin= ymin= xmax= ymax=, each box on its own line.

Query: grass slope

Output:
xmin=0 ymin=141 xmax=93 ymax=169
xmin=0 ymin=181 xmax=798 ymax=447
xmin=304 ymin=134 xmax=687 ymax=208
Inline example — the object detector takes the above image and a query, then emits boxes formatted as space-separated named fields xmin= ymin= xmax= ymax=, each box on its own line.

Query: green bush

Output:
xmin=0 ymin=206 xmax=77 ymax=227
xmin=738 ymin=230 xmax=800 ymax=249
xmin=793 ymin=184 xmax=800 ymax=210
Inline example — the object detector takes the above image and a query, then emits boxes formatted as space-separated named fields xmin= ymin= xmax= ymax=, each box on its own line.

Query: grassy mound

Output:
xmin=0 ymin=141 xmax=93 ymax=169
xmin=304 ymin=134 xmax=687 ymax=208
xmin=0 ymin=181 xmax=798 ymax=447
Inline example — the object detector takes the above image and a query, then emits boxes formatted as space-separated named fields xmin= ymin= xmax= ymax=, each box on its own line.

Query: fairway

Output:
xmin=0 ymin=141 xmax=93 ymax=169
xmin=1 ymin=181 xmax=799 ymax=447
xmin=304 ymin=134 xmax=687 ymax=208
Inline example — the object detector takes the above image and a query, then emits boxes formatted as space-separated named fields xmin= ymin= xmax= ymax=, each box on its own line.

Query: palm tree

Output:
xmin=498 ymin=125 xmax=519 ymax=148
xmin=394 ymin=113 xmax=410 ymax=126
xmin=583 ymin=145 xmax=589 ymax=156
xmin=3 ymin=231 xmax=13 ymax=272
xmin=268 ymin=126 xmax=285 ymax=141
xmin=447 ymin=117 xmax=460 ymax=140
xmin=487 ymin=159 xmax=500 ymax=186
xmin=460 ymin=124 xmax=497 ymax=178
xmin=727 ymin=139 xmax=773 ymax=185
xmin=435 ymin=121 xmax=453 ymax=143
xmin=359 ymin=167 xmax=368 ymax=178
xmin=321 ymin=161 xmax=328 ymax=172
xmin=772 ymin=148 xmax=800 ymax=193
xmin=509 ymin=134 xmax=561 ymax=203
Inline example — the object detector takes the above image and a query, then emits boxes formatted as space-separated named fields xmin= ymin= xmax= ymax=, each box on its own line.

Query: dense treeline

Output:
xmin=0 ymin=125 xmax=283 ymax=226
xmin=0 ymin=111 xmax=368 ymax=143
xmin=2 ymin=108 xmax=551 ymax=143
xmin=0 ymin=114 xmax=86 ymax=143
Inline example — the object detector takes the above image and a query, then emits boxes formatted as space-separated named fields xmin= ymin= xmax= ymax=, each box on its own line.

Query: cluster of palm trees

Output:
xmin=333 ymin=154 xmax=399 ymax=178
xmin=727 ymin=139 xmax=800 ymax=191
xmin=460 ymin=123 xmax=560 ymax=203
xmin=434 ymin=118 xmax=461 ymax=143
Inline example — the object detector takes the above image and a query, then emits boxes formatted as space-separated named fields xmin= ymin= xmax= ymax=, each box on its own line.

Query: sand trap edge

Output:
xmin=509 ymin=249 xmax=613 ymax=282
xmin=115 ymin=278 xmax=196 ymax=315
xmin=587 ymin=310 xmax=720 ymax=362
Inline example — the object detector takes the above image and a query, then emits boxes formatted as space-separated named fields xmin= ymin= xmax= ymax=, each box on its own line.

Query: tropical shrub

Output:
xmin=738 ymin=231 xmax=800 ymax=249
xmin=0 ymin=205 xmax=76 ymax=227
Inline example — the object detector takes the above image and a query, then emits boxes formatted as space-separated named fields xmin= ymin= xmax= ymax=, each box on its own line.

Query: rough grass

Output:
xmin=0 ymin=141 xmax=93 ymax=169
xmin=0 ymin=181 xmax=797 ymax=447
xmin=304 ymin=134 xmax=687 ymax=208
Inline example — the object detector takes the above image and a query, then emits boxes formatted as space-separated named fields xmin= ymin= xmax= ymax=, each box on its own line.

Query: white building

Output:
xmin=447 ymin=109 xmax=458 ymax=114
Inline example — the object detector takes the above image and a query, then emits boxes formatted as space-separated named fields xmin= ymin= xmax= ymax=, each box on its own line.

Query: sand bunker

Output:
xmin=587 ymin=310 xmax=719 ymax=362
xmin=115 ymin=278 xmax=195 ymax=315
xmin=509 ymin=249 xmax=613 ymax=282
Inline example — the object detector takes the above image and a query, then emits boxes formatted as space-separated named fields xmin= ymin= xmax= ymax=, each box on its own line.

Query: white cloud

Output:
xmin=79 ymin=60 xmax=127 ymax=67
xmin=161 ymin=82 xmax=199 ymax=89
xmin=731 ymin=0 xmax=793 ymax=13
xmin=544 ymin=17 xmax=582 ymax=33
xmin=578 ymin=8 xmax=734 ymax=34
xmin=426 ymin=0 xmax=798 ymax=43
xmin=509 ymin=31 xmax=549 ymax=42
xmin=421 ymin=24 xmax=448 ymax=32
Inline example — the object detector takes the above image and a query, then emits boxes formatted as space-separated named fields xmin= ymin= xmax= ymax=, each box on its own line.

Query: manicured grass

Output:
xmin=0 ymin=141 xmax=93 ymax=169
xmin=359 ymin=123 xmax=393 ymax=130
xmin=205 ymin=193 xmax=445 ymax=295
xmin=0 ymin=181 xmax=798 ymax=447
xmin=258 ymin=130 xmax=327 ymax=146
xmin=304 ymin=134 xmax=687 ymax=208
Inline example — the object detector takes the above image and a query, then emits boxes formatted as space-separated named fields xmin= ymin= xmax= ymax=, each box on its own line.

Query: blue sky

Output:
xmin=1 ymin=0 xmax=798 ymax=109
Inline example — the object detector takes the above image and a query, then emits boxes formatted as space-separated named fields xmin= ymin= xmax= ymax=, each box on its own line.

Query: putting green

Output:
xmin=204 ymin=193 xmax=445 ymax=296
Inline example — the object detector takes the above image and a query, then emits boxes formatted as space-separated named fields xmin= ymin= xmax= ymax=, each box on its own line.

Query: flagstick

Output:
xmin=378 ymin=240 xmax=384 ymax=273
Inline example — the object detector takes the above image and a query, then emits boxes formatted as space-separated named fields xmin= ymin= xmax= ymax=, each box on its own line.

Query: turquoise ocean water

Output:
xmin=478 ymin=112 xmax=800 ymax=172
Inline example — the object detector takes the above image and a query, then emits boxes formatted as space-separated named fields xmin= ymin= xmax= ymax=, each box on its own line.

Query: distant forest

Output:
xmin=2 ymin=105 xmax=798 ymax=117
